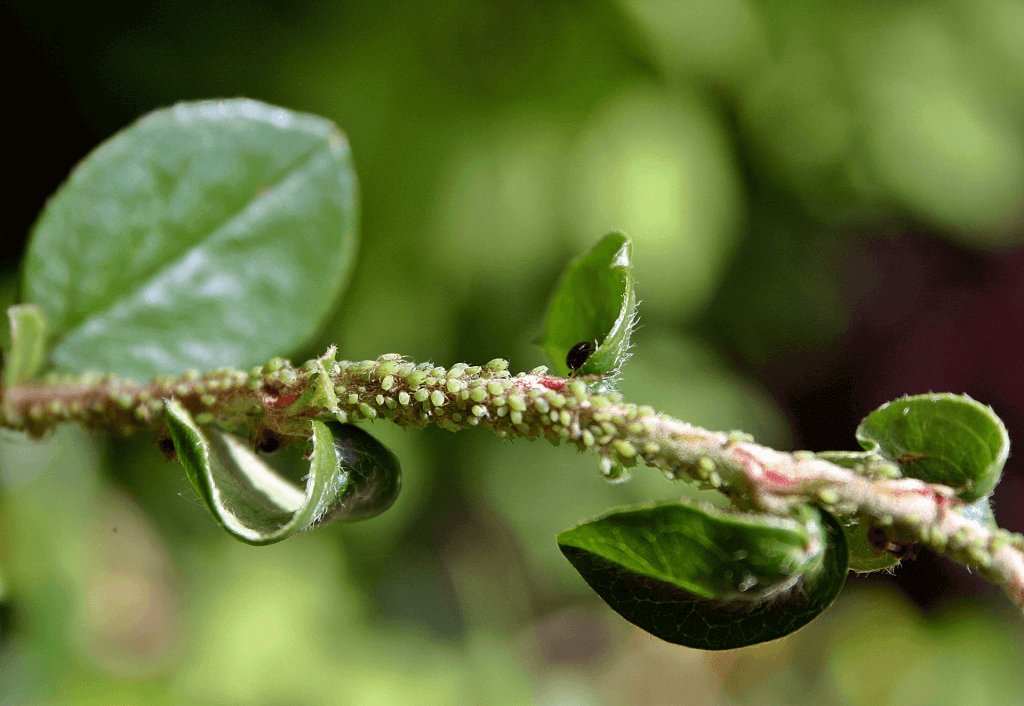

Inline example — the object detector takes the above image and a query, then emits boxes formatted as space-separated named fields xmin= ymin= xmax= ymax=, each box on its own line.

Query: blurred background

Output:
xmin=3 ymin=0 xmax=1024 ymax=703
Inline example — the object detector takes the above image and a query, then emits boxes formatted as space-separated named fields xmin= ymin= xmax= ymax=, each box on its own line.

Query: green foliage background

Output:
xmin=3 ymin=0 xmax=1024 ymax=703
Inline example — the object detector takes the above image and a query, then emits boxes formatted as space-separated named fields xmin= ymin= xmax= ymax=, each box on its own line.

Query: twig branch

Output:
xmin=3 ymin=352 xmax=1023 ymax=609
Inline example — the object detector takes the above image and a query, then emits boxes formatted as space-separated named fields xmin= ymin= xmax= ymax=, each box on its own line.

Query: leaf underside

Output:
xmin=559 ymin=503 xmax=849 ymax=650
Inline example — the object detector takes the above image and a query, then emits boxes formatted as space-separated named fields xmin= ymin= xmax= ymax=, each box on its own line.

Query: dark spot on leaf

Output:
xmin=157 ymin=435 xmax=177 ymax=462
xmin=866 ymin=525 xmax=916 ymax=559
xmin=866 ymin=526 xmax=889 ymax=552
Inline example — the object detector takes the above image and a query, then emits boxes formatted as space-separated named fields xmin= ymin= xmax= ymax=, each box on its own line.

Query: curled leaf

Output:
xmin=558 ymin=502 xmax=848 ymax=650
xmin=856 ymin=393 xmax=1009 ymax=501
xmin=537 ymin=233 xmax=637 ymax=381
xmin=318 ymin=421 xmax=402 ymax=523
xmin=164 ymin=400 xmax=400 ymax=544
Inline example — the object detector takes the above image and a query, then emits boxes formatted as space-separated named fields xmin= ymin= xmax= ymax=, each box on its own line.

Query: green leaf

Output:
xmin=558 ymin=502 xmax=848 ymax=650
xmin=22 ymin=99 xmax=359 ymax=381
xmin=856 ymin=393 xmax=1009 ymax=501
xmin=164 ymin=401 xmax=400 ymax=545
xmin=319 ymin=421 xmax=402 ymax=523
xmin=2 ymin=304 xmax=48 ymax=387
xmin=537 ymin=233 xmax=637 ymax=379
xmin=842 ymin=517 xmax=903 ymax=573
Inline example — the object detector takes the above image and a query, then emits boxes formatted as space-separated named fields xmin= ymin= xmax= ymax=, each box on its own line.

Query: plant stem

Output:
xmin=3 ymin=350 xmax=1024 ymax=609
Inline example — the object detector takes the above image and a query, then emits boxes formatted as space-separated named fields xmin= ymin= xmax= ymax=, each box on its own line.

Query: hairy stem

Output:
xmin=3 ymin=350 xmax=1024 ymax=609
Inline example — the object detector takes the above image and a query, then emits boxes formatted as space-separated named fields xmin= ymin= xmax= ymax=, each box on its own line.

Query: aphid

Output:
xmin=566 ymin=341 xmax=595 ymax=374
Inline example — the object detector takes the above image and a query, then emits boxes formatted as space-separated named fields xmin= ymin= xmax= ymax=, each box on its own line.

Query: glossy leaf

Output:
xmin=856 ymin=393 xmax=1009 ymax=501
xmin=2 ymin=304 xmax=47 ymax=387
xmin=318 ymin=421 xmax=402 ymax=523
xmin=842 ymin=517 xmax=903 ymax=573
xmin=537 ymin=233 xmax=636 ymax=379
xmin=165 ymin=400 xmax=338 ymax=544
xmin=558 ymin=502 xmax=848 ymax=650
xmin=165 ymin=401 xmax=400 ymax=545
xmin=22 ymin=99 xmax=359 ymax=381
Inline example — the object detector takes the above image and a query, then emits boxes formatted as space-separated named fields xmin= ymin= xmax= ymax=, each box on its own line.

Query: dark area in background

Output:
xmin=838 ymin=234 xmax=1023 ymax=607
xmin=5 ymin=0 xmax=1023 ymax=619
xmin=702 ymin=185 xmax=1024 ymax=607
xmin=2 ymin=6 xmax=97 ymax=278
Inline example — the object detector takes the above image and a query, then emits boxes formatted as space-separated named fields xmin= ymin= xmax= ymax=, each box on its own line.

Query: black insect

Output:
xmin=156 ymin=436 xmax=177 ymax=462
xmin=254 ymin=429 xmax=284 ymax=455
xmin=867 ymin=526 xmax=918 ymax=561
xmin=566 ymin=340 xmax=595 ymax=374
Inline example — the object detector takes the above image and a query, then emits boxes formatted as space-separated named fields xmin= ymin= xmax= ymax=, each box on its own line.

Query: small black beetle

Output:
xmin=254 ymin=429 xmax=284 ymax=454
xmin=566 ymin=340 xmax=595 ymax=374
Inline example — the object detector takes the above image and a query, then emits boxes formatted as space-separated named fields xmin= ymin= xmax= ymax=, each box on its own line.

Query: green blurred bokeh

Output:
xmin=3 ymin=0 xmax=1024 ymax=703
